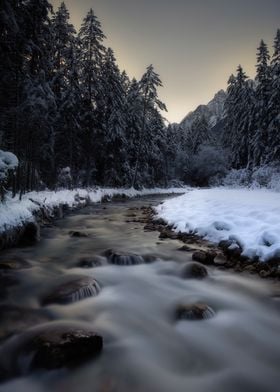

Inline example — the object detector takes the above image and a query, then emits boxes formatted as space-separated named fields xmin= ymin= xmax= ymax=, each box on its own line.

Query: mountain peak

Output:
xmin=179 ymin=89 xmax=226 ymax=130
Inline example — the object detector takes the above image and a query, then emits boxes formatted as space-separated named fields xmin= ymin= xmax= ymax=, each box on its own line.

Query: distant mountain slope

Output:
xmin=179 ymin=90 xmax=226 ymax=130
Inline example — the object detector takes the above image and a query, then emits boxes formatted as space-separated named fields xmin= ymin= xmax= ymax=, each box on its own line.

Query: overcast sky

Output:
xmin=51 ymin=0 xmax=280 ymax=123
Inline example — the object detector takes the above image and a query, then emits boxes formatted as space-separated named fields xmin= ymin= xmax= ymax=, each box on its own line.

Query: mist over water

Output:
xmin=0 ymin=196 xmax=279 ymax=392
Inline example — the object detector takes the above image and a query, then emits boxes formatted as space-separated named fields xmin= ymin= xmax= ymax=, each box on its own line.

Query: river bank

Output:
xmin=0 ymin=188 xmax=187 ymax=250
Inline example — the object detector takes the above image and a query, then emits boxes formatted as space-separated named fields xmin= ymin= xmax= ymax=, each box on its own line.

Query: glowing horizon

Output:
xmin=51 ymin=0 xmax=280 ymax=123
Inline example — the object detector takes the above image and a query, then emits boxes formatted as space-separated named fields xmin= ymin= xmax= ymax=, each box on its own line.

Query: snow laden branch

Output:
xmin=0 ymin=150 xmax=18 ymax=201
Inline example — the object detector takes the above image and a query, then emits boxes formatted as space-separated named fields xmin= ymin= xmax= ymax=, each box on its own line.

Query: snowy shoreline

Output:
xmin=0 ymin=187 xmax=187 ymax=249
xmin=155 ymin=188 xmax=280 ymax=263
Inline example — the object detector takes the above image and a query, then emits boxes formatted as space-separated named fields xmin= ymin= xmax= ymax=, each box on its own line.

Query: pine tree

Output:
xmin=51 ymin=2 xmax=76 ymax=101
xmin=20 ymin=0 xmax=55 ymax=191
xmin=99 ymin=48 xmax=127 ymax=186
xmin=146 ymin=107 xmax=168 ymax=186
xmin=0 ymin=0 xmax=56 ymax=192
xmin=0 ymin=0 xmax=29 ymax=194
xmin=252 ymin=40 xmax=271 ymax=166
xmin=165 ymin=124 xmax=178 ymax=182
xmin=77 ymin=8 xmax=106 ymax=186
xmin=51 ymin=2 xmax=80 ymax=185
xmin=223 ymin=66 xmax=254 ymax=168
xmin=267 ymin=30 xmax=280 ymax=163
xmin=223 ymin=74 xmax=236 ymax=147
xmin=120 ymin=70 xmax=131 ymax=94
xmin=189 ymin=115 xmax=210 ymax=154
xmin=131 ymin=65 xmax=167 ymax=188
xmin=125 ymin=78 xmax=142 ymax=183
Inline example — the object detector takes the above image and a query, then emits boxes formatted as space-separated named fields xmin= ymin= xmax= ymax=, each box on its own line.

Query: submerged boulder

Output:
xmin=192 ymin=250 xmax=217 ymax=265
xmin=29 ymin=327 xmax=103 ymax=370
xmin=177 ymin=245 xmax=193 ymax=252
xmin=69 ymin=231 xmax=89 ymax=238
xmin=104 ymin=249 xmax=148 ymax=266
xmin=0 ymin=256 xmax=31 ymax=270
xmin=159 ymin=229 xmax=178 ymax=240
xmin=41 ymin=276 xmax=101 ymax=306
xmin=75 ymin=256 xmax=107 ymax=268
xmin=0 ymin=322 xmax=103 ymax=379
xmin=181 ymin=262 xmax=208 ymax=279
xmin=175 ymin=303 xmax=215 ymax=321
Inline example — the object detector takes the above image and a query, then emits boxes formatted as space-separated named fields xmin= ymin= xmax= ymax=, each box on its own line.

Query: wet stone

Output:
xmin=219 ymin=240 xmax=242 ymax=258
xmin=143 ymin=224 xmax=157 ymax=232
xmin=259 ymin=269 xmax=271 ymax=278
xmin=104 ymin=249 xmax=147 ymax=266
xmin=213 ymin=253 xmax=227 ymax=265
xmin=0 ymin=323 xmax=103 ymax=379
xmin=175 ymin=303 xmax=215 ymax=321
xmin=243 ymin=264 xmax=257 ymax=273
xmin=29 ymin=328 xmax=103 ymax=371
xmin=219 ymin=240 xmax=234 ymax=251
xmin=177 ymin=245 xmax=193 ymax=252
xmin=76 ymin=256 xmax=107 ymax=268
xmin=192 ymin=250 xmax=217 ymax=265
xmin=41 ymin=276 xmax=101 ymax=306
xmin=159 ymin=229 xmax=178 ymax=240
xmin=152 ymin=218 xmax=166 ymax=226
xmin=267 ymin=256 xmax=280 ymax=269
xmin=69 ymin=231 xmax=89 ymax=238
xmin=181 ymin=262 xmax=208 ymax=279
xmin=0 ymin=256 xmax=31 ymax=270
xmin=177 ymin=232 xmax=201 ymax=244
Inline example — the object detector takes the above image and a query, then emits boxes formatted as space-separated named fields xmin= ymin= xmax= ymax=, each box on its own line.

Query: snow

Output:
xmin=222 ymin=165 xmax=280 ymax=192
xmin=155 ymin=188 xmax=280 ymax=262
xmin=0 ymin=187 xmax=187 ymax=234
xmin=0 ymin=150 xmax=18 ymax=180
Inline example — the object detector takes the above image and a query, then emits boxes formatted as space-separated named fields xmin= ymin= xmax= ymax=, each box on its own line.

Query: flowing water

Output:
xmin=0 ymin=195 xmax=279 ymax=392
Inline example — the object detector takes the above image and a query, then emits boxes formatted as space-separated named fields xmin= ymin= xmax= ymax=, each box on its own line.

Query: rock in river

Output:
xmin=0 ymin=322 xmax=103 ymax=379
xmin=181 ymin=262 xmax=208 ymax=279
xmin=175 ymin=303 xmax=215 ymax=321
xmin=69 ymin=231 xmax=89 ymax=238
xmin=104 ymin=249 xmax=148 ymax=266
xmin=75 ymin=255 xmax=107 ymax=268
xmin=0 ymin=256 xmax=31 ymax=270
xmin=30 ymin=327 xmax=103 ymax=370
xmin=192 ymin=250 xmax=217 ymax=265
xmin=41 ymin=276 xmax=101 ymax=306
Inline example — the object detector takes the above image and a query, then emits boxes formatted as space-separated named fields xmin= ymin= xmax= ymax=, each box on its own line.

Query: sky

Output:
xmin=51 ymin=0 xmax=280 ymax=123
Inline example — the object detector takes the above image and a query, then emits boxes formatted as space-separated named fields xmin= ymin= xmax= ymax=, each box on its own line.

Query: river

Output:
xmin=0 ymin=195 xmax=279 ymax=392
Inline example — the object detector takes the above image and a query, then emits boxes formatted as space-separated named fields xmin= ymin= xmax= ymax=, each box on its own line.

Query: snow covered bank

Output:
xmin=0 ymin=187 xmax=187 ymax=236
xmin=155 ymin=188 xmax=280 ymax=262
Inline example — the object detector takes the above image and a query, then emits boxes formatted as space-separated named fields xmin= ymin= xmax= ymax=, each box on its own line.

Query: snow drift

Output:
xmin=155 ymin=188 xmax=280 ymax=262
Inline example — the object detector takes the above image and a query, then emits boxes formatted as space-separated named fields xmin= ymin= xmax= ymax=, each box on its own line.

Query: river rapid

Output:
xmin=0 ymin=195 xmax=279 ymax=392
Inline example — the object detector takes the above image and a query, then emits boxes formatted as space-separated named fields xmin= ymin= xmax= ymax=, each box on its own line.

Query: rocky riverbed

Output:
xmin=0 ymin=195 xmax=279 ymax=392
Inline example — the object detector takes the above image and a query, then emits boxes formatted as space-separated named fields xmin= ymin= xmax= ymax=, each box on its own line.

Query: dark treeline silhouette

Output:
xmin=0 ymin=1 xmax=169 ymax=195
xmin=223 ymin=33 xmax=280 ymax=169
xmin=1 ymin=1 xmax=279 ymax=196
